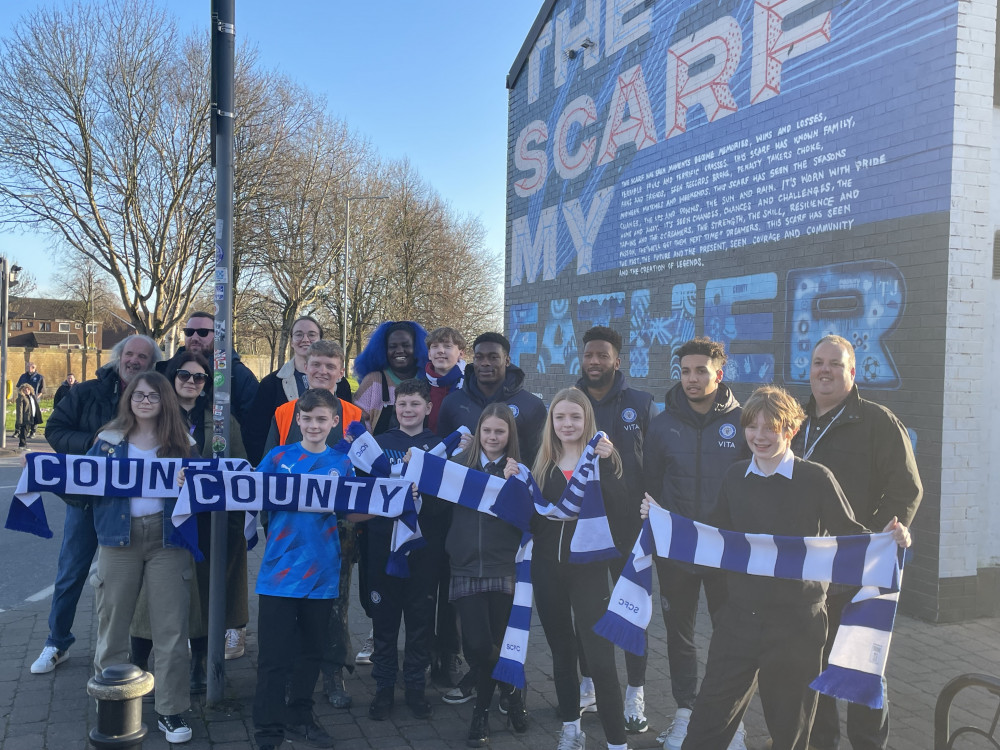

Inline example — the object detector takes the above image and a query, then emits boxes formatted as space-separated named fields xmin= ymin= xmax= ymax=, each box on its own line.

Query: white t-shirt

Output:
xmin=128 ymin=444 xmax=164 ymax=517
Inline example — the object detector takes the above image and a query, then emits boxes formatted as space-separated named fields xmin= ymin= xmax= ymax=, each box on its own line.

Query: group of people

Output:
xmin=25 ymin=314 xmax=921 ymax=750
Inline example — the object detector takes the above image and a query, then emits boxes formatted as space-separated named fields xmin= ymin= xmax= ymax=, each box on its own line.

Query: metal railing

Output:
xmin=935 ymin=673 xmax=1000 ymax=749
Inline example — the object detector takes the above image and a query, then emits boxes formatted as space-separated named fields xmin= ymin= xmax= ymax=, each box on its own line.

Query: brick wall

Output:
xmin=506 ymin=0 xmax=970 ymax=619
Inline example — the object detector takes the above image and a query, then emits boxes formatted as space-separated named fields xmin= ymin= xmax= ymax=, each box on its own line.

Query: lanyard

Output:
xmin=802 ymin=405 xmax=847 ymax=460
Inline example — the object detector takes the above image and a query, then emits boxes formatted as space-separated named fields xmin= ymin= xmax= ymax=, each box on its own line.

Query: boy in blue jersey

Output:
xmin=364 ymin=378 xmax=448 ymax=721
xmin=252 ymin=389 xmax=365 ymax=750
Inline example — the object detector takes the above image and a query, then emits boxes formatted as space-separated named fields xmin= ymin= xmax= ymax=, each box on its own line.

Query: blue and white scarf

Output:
xmin=5 ymin=452 xmax=251 ymax=538
xmin=595 ymin=504 xmax=904 ymax=708
xmin=423 ymin=360 xmax=465 ymax=391
xmin=402 ymin=432 xmax=617 ymax=689
xmin=173 ymin=469 xmax=419 ymax=567
xmin=346 ymin=421 xmax=469 ymax=478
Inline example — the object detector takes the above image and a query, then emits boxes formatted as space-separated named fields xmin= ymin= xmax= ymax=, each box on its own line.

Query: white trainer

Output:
xmin=659 ymin=707 xmax=692 ymax=750
xmin=557 ymin=723 xmax=587 ymax=750
xmin=579 ymin=682 xmax=597 ymax=715
xmin=30 ymin=646 xmax=68 ymax=674
xmin=355 ymin=629 xmax=374 ymax=665
xmin=224 ymin=628 xmax=245 ymax=660
xmin=624 ymin=688 xmax=648 ymax=733
xmin=727 ymin=721 xmax=748 ymax=750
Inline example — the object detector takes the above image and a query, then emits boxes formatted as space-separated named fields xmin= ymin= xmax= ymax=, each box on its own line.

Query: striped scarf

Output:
xmin=403 ymin=432 xmax=616 ymax=689
xmin=595 ymin=505 xmax=903 ymax=708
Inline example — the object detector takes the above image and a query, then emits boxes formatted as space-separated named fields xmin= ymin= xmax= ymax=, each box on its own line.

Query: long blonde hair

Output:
xmin=532 ymin=387 xmax=622 ymax=491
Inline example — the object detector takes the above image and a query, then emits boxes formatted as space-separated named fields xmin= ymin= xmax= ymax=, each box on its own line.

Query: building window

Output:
xmin=9 ymin=321 xmax=21 ymax=331
xmin=58 ymin=322 xmax=70 ymax=333
xmin=39 ymin=322 xmax=51 ymax=332
xmin=86 ymin=323 xmax=97 ymax=333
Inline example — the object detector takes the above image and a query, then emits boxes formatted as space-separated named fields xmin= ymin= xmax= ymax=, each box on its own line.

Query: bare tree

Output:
xmin=0 ymin=0 xmax=215 ymax=338
xmin=52 ymin=260 xmax=117 ymax=379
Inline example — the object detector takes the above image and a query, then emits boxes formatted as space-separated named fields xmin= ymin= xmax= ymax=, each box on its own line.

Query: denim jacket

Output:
xmin=90 ymin=429 xmax=191 ymax=550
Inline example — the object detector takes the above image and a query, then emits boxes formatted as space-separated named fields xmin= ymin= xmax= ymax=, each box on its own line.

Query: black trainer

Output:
xmin=284 ymin=714 xmax=333 ymax=748
xmin=369 ymin=686 xmax=394 ymax=721
xmin=156 ymin=713 xmax=192 ymax=744
xmin=405 ymin=687 xmax=433 ymax=719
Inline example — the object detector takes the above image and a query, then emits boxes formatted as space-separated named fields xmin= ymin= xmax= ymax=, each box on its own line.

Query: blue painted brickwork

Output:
xmin=505 ymin=0 xmax=962 ymax=619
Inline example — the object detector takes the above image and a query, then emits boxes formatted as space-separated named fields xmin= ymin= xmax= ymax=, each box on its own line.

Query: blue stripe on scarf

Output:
xmin=840 ymin=597 xmax=898 ymax=630
xmin=774 ymin=536 xmax=807 ymax=580
xmin=832 ymin=537 xmax=866 ymax=583
xmin=809 ymin=665 xmax=885 ymax=708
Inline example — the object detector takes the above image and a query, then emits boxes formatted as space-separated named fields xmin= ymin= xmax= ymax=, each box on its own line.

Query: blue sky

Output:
xmin=0 ymin=0 xmax=543 ymax=293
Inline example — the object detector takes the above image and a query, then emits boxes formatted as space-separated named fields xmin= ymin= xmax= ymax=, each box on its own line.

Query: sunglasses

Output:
xmin=176 ymin=370 xmax=209 ymax=384
xmin=183 ymin=327 xmax=212 ymax=338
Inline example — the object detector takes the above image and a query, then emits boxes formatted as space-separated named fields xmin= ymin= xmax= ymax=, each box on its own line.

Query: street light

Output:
xmin=1 ymin=259 xmax=22 ymax=449
xmin=342 ymin=195 xmax=389 ymax=355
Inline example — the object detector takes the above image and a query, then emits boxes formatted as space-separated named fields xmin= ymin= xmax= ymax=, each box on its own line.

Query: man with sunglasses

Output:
xmin=34 ymin=335 xmax=162 ymax=675
xmin=161 ymin=311 xmax=259 ymax=427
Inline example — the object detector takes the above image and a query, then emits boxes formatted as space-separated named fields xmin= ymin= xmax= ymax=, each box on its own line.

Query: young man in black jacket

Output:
xmin=437 ymin=332 xmax=546 ymax=465
xmin=793 ymin=335 xmax=922 ymax=750
xmin=643 ymin=337 xmax=748 ymax=750
xmin=575 ymin=326 xmax=656 ymax=732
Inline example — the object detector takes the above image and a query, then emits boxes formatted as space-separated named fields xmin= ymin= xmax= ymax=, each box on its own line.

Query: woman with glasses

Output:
xmin=90 ymin=371 xmax=198 ymax=744
xmin=130 ymin=353 xmax=250 ymax=693
xmin=244 ymin=316 xmax=341 ymax=464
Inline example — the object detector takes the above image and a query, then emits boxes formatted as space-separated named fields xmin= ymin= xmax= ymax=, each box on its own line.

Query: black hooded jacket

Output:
xmin=643 ymin=382 xmax=746 ymax=523
xmin=437 ymin=364 xmax=547 ymax=465
xmin=576 ymin=371 xmax=655 ymax=550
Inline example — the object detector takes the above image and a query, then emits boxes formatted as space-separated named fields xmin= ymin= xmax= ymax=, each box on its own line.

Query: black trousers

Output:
xmin=318 ymin=523 xmax=356 ymax=678
xmin=453 ymin=591 xmax=514 ymax=711
xmin=532 ymin=556 xmax=627 ymax=745
xmin=366 ymin=524 xmax=443 ymax=691
xmin=683 ymin=601 xmax=827 ymax=750
xmin=655 ymin=558 xmax=727 ymax=709
xmin=253 ymin=594 xmax=334 ymax=743
xmin=810 ymin=591 xmax=890 ymax=750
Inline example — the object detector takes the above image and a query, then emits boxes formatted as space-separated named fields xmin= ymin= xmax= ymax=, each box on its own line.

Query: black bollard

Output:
xmin=87 ymin=663 xmax=155 ymax=750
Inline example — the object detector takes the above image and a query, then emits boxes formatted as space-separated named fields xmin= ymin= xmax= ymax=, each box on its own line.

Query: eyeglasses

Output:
xmin=292 ymin=331 xmax=320 ymax=341
xmin=183 ymin=327 xmax=212 ymax=338
xmin=131 ymin=391 xmax=161 ymax=404
xmin=176 ymin=370 xmax=209 ymax=384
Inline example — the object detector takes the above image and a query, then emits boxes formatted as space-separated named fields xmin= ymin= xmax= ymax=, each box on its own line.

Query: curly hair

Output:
xmin=353 ymin=320 xmax=429 ymax=380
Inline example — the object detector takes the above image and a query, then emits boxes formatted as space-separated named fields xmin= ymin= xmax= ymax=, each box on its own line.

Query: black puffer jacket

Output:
xmin=792 ymin=385 xmax=922 ymax=528
xmin=437 ymin=365 xmax=547 ymax=465
xmin=643 ymin=382 xmax=746 ymax=523
xmin=576 ymin=372 xmax=655 ymax=550
xmin=44 ymin=365 xmax=123 ymax=455
xmin=445 ymin=458 xmax=523 ymax=579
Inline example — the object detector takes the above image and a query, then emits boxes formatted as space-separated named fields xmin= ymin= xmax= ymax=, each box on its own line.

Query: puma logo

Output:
xmin=280 ymin=463 xmax=294 ymax=473
xmin=670 ymin=428 xmax=681 ymax=437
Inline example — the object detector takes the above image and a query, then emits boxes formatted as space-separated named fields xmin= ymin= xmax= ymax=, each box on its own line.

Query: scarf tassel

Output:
xmin=4 ymin=497 xmax=52 ymax=538
xmin=593 ymin=610 xmax=647 ymax=656
xmin=809 ymin=665 xmax=885 ymax=709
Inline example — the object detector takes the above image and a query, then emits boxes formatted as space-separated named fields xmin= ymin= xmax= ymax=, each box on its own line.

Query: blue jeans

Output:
xmin=46 ymin=504 xmax=99 ymax=651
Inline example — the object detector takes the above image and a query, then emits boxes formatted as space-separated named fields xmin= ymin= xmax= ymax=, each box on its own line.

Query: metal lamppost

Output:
xmin=1 ymin=259 xmax=22 ymax=450
xmin=342 ymin=195 xmax=388 ymax=355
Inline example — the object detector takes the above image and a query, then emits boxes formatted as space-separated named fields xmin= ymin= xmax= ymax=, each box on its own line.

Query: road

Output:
xmin=0 ymin=442 xmax=90 ymax=614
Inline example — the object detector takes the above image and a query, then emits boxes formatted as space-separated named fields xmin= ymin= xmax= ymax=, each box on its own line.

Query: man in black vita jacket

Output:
xmin=575 ymin=326 xmax=656 ymax=733
xmin=644 ymin=337 xmax=748 ymax=750
xmin=437 ymin=332 xmax=546 ymax=465
xmin=793 ymin=334 xmax=922 ymax=750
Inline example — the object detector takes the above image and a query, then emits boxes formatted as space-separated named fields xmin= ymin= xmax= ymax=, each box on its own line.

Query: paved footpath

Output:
xmin=1 ymin=528 xmax=999 ymax=750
